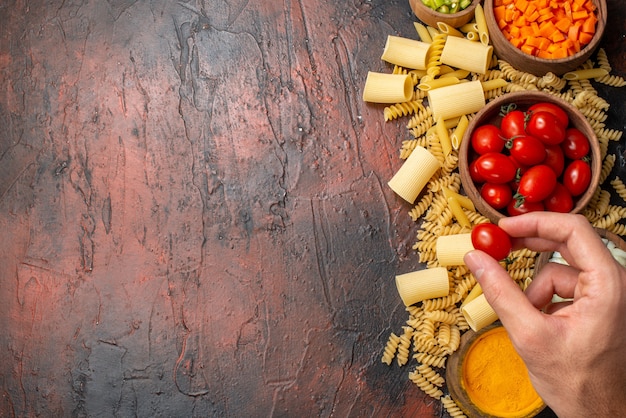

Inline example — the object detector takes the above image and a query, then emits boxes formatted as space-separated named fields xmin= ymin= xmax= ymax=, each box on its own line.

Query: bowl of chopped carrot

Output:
xmin=409 ymin=0 xmax=481 ymax=29
xmin=484 ymin=0 xmax=607 ymax=76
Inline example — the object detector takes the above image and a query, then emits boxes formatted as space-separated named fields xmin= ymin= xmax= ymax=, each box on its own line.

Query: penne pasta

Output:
xmin=381 ymin=35 xmax=430 ymax=70
xmin=435 ymin=116 xmax=453 ymax=156
xmin=459 ymin=22 xmax=479 ymax=34
xmin=442 ymin=186 xmax=475 ymax=211
xmin=395 ymin=267 xmax=450 ymax=306
xmin=440 ymin=69 xmax=470 ymax=80
xmin=440 ymin=36 xmax=493 ymax=75
xmin=481 ymin=78 xmax=508 ymax=92
xmin=451 ymin=114 xmax=470 ymax=150
xmin=418 ymin=76 xmax=460 ymax=91
xmin=427 ymin=80 xmax=485 ymax=121
xmin=413 ymin=21 xmax=433 ymax=43
xmin=447 ymin=197 xmax=472 ymax=229
xmin=388 ymin=146 xmax=441 ymax=203
xmin=436 ymin=22 xmax=465 ymax=38
xmin=362 ymin=72 xmax=413 ymax=103
xmin=466 ymin=31 xmax=479 ymax=42
xmin=473 ymin=3 xmax=490 ymax=46
xmin=426 ymin=25 xmax=440 ymax=40
xmin=436 ymin=233 xmax=474 ymax=266
xmin=563 ymin=68 xmax=609 ymax=81
xmin=460 ymin=283 xmax=483 ymax=308
xmin=461 ymin=293 xmax=498 ymax=332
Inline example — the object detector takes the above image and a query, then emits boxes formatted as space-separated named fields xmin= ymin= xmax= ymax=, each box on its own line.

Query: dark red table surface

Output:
xmin=1 ymin=1 xmax=624 ymax=416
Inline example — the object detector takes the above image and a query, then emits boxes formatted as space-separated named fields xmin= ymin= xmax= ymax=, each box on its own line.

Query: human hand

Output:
xmin=464 ymin=212 xmax=626 ymax=417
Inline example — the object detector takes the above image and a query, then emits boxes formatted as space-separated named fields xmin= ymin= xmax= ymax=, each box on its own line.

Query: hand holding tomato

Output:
xmin=464 ymin=213 xmax=626 ymax=417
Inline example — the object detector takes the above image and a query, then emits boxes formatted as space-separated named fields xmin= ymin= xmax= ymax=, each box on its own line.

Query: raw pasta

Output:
xmin=427 ymin=80 xmax=486 ymax=121
xmin=362 ymin=72 xmax=413 ymax=103
xmin=441 ymin=36 xmax=493 ymax=75
xmin=381 ymin=333 xmax=401 ymax=365
xmin=381 ymin=35 xmax=430 ymax=70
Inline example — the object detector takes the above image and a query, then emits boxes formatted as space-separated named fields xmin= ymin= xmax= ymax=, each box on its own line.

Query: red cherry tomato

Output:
xmin=563 ymin=159 xmax=592 ymax=197
xmin=561 ymin=128 xmax=590 ymax=160
xmin=469 ymin=159 xmax=486 ymax=183
xmin=528 ymin=102 xmax=569 ymax=128
xmin=480 ymin=183 xmax=513 ymax=210
xmin=526 ymin=111 xmax=566 ymax=145
xmin=543 ymin=144 xmax=565 ymax=177
xmin=506 ymin=199 xmax=544 ymax=216
xmin=516 ymin=164 xmax=557 ymax=204
xmin=471 ymin=124 xmax=505 ymax=155
xmin=508 ymin=135 xmax=546 ymax=166
xmin=471 ymin=223 xmax=512 ymax=260
xmin=500 ymin=109 xmax=526 ymax=139
xmin=544 ymin=183 xmax=574 ymax=213
xmin=474 ymin=152 xmax=517 ymax=184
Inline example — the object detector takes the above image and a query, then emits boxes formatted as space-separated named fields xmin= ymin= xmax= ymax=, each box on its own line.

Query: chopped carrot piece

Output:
xmin=515 ymin=0 xmax=529 ymax=13
xmin=578 ymin=31 xmax=593 ymax=45
xmin=494 ymin=5 xmax=507 ymax=24
xmin=554 ymin=17 xmax=572 ymax=33
xmin=568 ymin=22 xmax=581 ymax=42
xmin=582 ymin=15 xmax=597 ymax=33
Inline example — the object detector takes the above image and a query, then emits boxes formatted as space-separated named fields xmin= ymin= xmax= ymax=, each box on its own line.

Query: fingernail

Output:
xmin=464 ymin=251 xmax=485 ymax=280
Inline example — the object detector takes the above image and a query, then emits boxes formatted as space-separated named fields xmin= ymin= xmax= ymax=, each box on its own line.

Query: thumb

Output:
xmin=464 ymin=249 xmax=543 ymax=333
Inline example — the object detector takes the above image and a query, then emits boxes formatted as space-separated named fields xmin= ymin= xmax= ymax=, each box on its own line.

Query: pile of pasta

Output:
xmin=369 ymin=6 xmax=626 ymax=417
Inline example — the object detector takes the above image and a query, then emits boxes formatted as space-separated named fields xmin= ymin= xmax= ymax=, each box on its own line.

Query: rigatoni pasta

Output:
xmin=440 ymin=36 xmax=493 ymax=75
xmin=362 ymin=72 xmax=413 ymax=103
xmin=427 ymin=80 xmax=486 ymax=121
xmin=395 ymin=267 xmax=449 ymax=307
xmin=381 ymin=35 xmax=430 ymax=70
xmin=461 ymin=293 xmax=498 ymax=332
xmin=388 ymin=145 xmax=441 ymax=203
xmin=436 ymin=233 xmax=474 ymax=266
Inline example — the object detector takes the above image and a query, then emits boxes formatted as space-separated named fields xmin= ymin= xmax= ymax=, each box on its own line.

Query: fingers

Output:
xmin=499 ymin=213 xmax=616 ymax=274
xmin=525 ymin=262 xmax=579 ymax=309
xmin=464 ymin=250 xmax=544 ymax=333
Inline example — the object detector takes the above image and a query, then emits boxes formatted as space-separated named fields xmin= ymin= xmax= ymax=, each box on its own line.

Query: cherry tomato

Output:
xmin=506 ymin=199 xmax=544 ymax=216
xmin=543 ymin=144 xmax=565 ymax=177
xmin=563 ymin=159 xmax=592 ymax=197
xmin=528 ymin=102 xmax=569 ymax=128
xmin=471 ymin=223 xmax=512 ymax=260
xmin=474 ymin=152 xmax=517 ymax=184
xmin=526 ymin=111 xmax=566 ymax=145
xmin=516 ymin=164 xmax=557 ymax=204
xmin=561 ymin=128 xmax=590 ymax=160
xmin=469 ymin=159 xmax=486 ymax=183
xmin=544 ymin=183 xmax=574 ymax=213
xmin=508 ymin=135 xmax=546 ymax=166
xmin=480 ymin=183 xmax=513 ymax=210
xmin=500 ymin=109 xmax=526 ymax=139
xmin=471 ymin=124 xmax=505 ymax=155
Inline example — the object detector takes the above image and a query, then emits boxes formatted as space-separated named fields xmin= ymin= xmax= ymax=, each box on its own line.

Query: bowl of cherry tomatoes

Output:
xmin=459 ymin=91 xmax=601 ymax=224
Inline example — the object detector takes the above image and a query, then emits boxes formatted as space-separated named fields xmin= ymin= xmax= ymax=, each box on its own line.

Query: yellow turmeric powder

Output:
xmin=461 ymin=326 xmax=544 ymax=417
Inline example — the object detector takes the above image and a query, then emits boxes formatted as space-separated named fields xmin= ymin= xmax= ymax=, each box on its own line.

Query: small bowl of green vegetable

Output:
xmin=409 ymin=0 xmax=480 ymax=29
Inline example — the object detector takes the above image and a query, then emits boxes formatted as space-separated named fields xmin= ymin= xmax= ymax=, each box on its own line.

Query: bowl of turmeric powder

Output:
xmin=446 ymin=324 xmax=546 ymax=417
xmin=484 ymin=0 xmax=607 ymax=76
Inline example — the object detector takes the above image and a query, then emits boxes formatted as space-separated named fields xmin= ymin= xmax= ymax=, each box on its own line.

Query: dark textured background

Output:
xmin=1 ymin=1 xmax=624 ymax=416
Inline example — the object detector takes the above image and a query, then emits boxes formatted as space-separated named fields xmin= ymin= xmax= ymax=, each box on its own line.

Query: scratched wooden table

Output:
xmin=1 ymin=1 xmax=624 ymax=416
